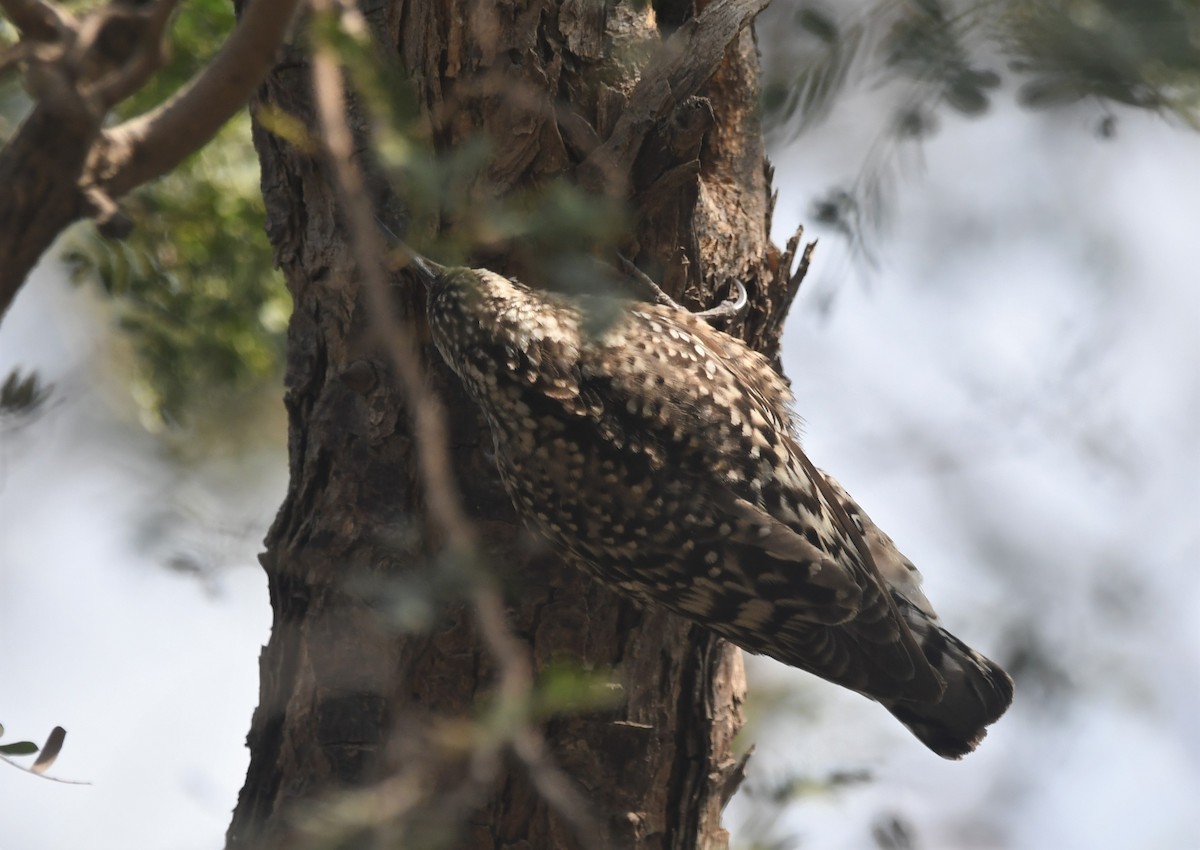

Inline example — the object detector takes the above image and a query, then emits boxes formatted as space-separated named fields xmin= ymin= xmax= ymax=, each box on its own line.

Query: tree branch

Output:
xmin=0 ymin=0 xmax=301 ymax=323
xmin=100 ymin=0 xmax=302 ymax=198
xmin=85 ymin=0 xmax=186 ymax=110
xmin=0 ymin=0 xmax=73 ymax=41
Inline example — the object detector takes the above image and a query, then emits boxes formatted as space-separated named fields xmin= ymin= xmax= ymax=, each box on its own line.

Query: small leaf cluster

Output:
xmin=0 ymin=723 xmax=70 ymax=779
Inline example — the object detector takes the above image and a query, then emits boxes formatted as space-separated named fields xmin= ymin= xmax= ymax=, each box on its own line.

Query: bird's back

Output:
xmin=427 ymin=268 xmax=1013 ymax=757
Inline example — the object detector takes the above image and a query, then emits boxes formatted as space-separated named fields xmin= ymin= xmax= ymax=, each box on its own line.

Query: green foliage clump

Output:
xmin=1005 ymin=0 xmax=1200 ymax=119
xmin=64 ymin=122 xmax=287 ymax=428
xmin=63 ymin=0 xmax=287 ymax=429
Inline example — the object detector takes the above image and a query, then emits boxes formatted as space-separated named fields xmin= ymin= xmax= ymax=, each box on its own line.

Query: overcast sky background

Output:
xmin=3 ymin=14 xmax=1200 ymax=850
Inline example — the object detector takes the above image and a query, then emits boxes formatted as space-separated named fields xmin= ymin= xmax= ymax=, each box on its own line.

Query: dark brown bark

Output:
xmin=229 ymin=1 xmax=804 ymax=848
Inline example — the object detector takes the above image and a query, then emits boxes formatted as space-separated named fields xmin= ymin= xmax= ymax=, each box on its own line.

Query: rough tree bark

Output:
xmin=227 ymin=1 xmax=809 ymax=848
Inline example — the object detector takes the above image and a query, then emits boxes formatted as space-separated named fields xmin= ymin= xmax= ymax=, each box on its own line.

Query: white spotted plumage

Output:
xmin=423 ymin=265 xmax=1013 ymax=758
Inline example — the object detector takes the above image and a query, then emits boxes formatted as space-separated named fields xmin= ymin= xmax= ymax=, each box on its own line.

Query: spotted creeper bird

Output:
xmin=407 ymin=255 xmax=1014 ymax=758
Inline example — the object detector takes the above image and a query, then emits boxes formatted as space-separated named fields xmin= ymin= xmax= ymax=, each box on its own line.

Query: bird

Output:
xmin=404 ymin=254 xmax=1014 ymax=758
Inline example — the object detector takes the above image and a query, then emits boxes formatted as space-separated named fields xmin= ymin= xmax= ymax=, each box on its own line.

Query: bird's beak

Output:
xmin=407 ymin=252 xmax=445 ymax=287
xmin=374 ymin=214 xmax=445 ymax=287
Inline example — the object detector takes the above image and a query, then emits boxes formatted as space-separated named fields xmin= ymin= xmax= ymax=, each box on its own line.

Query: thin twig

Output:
xmin=615 ymin=252 xmax=678 ymax=307
xmin=308 ymin=15 xmax=604 ymax=850
xmin=616 ymin=253 xmax=748 ymax=323
xmin=0 ymin=756 xmax=90 ymax=785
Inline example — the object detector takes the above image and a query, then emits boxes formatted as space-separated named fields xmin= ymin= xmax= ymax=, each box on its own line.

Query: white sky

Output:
xmin=0 ymin=268 xmax=279 ymax=849
xmin=3 ymin=34 xmax=1200 ymax=850
xmin=727 ymin=81 xmax=1200 ymax=849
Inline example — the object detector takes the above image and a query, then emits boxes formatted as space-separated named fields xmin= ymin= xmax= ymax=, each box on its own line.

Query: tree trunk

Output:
xmin=228 ymin=1 xmax=798 ymax=848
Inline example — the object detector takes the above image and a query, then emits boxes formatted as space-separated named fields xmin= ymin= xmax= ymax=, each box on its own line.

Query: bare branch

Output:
xmin=101 ymin=0 xmax=302 ymax=198
xmin=87 ymin=0 xmax=186 ymax=109
xmin=0 ymin=0 xmax=302 ymax=322
xmin=0 ymin=0 xmax=73 ymax=41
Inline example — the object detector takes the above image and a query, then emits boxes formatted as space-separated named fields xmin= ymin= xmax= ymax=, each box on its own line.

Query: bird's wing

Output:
xmin=705 ymin=487 xmax=946 ymax=703
xmin=575 ymin=306 xmax=946 ymax=702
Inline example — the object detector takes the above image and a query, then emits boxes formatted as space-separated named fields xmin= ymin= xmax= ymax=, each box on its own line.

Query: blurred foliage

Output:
xmin=730 ymin=764 xmax=877 ymax=850
xmin=56 ymin=0 xmax=287 ymax=430
xmin=1005 ymin=0 xmax=1200 ymax=115
xmin=527 ymin=662 xmax=624 ymax=719
xmin=23 ymin=0 xmax=1189 ymax=427
xmin=301 ymin=4 xmax=631 ymax=330
xmin=0 ymin=368 xmax=50 ymax=418
xmin=883 ymin=1 xmax=1002 ymax=116
xmin=765 ymin=0 xmax=1200 ymax=132
xmin=0 ymin=20 xmax=31 ymax=133
xmin=62 ymin=131 xmax=287 ymax=429
xmin=762 ymin=0 xmax=1200 ymax=257
xmin=316 ymin=10 xmax=630 ymax=281
xmin=762 ymin=10 xmax=872 ymax=137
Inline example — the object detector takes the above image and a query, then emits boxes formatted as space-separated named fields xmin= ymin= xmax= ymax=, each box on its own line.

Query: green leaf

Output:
xmin=0 ymin=741 xmax=38 ymax=756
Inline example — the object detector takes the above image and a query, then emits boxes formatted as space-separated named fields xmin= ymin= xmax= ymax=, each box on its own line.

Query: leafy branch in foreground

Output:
xmin=0 ymin=723 xmax=85 ymax=784
xmin=50 ymin=0 xmax=287 ymax=429
xmin=0 ymin=0 xmax=302 ymax=322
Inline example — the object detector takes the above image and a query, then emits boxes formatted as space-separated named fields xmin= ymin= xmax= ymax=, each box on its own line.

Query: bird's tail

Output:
xmin=881 ymin=598 xmax=1014 ymax=759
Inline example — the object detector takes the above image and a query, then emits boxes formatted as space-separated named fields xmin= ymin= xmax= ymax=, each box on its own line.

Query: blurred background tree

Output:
xmin=760 ymin=0 xmax=1200 ymax=265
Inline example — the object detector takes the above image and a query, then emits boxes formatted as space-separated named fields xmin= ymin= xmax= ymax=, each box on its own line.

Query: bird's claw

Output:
xmin=692 ymin=279 xmax=748 ymax=324
xmin=615 ymin=253 xmax=749 ymax=325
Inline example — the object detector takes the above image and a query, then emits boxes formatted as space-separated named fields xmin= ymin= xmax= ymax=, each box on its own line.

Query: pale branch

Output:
xmin=309 ymin=17 xmax=477 ymax=564
xmin=309 ymin=15 xmax=606 ymax=848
